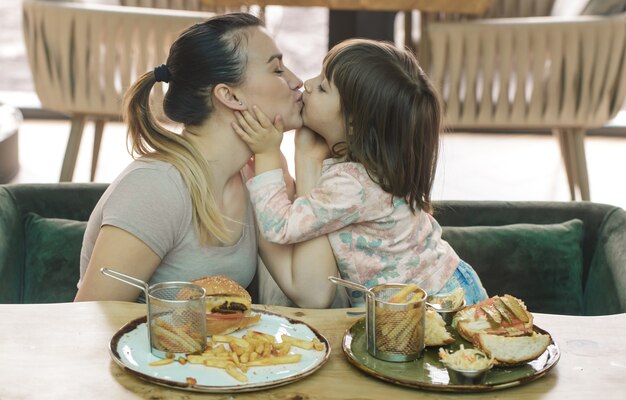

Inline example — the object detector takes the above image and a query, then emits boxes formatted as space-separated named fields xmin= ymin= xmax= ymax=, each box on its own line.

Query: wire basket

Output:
xmin=366 ymin=284 xmax=426 ymax=362
xmin=148 ymin=282 xmax=207 ymax=358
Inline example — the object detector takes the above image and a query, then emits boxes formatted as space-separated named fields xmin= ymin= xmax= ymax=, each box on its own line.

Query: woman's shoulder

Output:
xmin=106 ymin=158 xmax=190 ymax=206
xmin=115 ymin=159 xmax=185 ymax=188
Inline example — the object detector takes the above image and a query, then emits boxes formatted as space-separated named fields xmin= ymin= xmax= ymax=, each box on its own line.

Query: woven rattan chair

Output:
xmin=422 ymin=1 xmax=626 ymax=201
xmin=22 ymin=0 xmax=212 ymax=181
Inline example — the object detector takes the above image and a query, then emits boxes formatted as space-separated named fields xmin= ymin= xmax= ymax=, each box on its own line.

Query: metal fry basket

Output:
xmin=147 ymin=282 xmax=207 ymax=358
xmin=366 ymin=283 xmax=427 ymax=362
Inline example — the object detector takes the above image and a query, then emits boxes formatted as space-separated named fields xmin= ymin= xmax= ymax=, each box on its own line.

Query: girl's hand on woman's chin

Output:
xmin=295 ymin=127 xmax=330 ymax=162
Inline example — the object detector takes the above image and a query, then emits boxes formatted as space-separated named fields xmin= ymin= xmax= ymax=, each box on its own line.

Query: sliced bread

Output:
xmin=476 ymin=332 xmax=551 ymax=365
xmin=425 ymin=309 xmax=455 ymax=347
xmin=452 ymin=295 xmax=534 ymax=342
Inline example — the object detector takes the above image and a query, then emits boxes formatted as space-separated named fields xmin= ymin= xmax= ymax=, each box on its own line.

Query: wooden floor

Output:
xmin=9 ymin=119 xmax=626 ymax=210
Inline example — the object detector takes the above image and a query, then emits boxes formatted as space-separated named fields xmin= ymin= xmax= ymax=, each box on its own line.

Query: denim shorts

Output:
xmin=433 ymin=260 xmax=488 ymax=305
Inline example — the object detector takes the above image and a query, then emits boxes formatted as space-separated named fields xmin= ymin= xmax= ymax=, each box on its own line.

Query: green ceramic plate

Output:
xmin=342 ymin=318 xmax=560 ymax=392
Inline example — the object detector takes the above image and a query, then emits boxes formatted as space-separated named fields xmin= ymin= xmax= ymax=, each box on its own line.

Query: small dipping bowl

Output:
xmin=427 ymin=294 xmax=466 ymax=325
xmin=440 ymin=347 xmax=493 ymax=385
xmin=445 ymin=363 xmax=493 ymax=385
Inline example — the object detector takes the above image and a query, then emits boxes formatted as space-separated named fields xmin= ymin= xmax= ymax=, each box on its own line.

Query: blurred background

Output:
xmin=1 ymin=0 xmax=625 ymax=209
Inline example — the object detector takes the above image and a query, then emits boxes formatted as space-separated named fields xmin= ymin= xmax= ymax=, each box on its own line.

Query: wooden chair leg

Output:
xmin=554 ymin=128 xmax=591 ymax=201
xmin=91 ymin=119 xmax=105 ymax=182
xmin=59 ymin=115 xmax=86 ymax=182
xmin=554 ymin=128 xmax=576 ymax=200
xmin=571 ymin=128 xmax=590 ymax=201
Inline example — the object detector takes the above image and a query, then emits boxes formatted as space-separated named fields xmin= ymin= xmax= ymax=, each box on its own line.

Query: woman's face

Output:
xmin=238 ymin=27 xmax=303 ymax=131
xmin=301 ymin=73 xmax=346 ymax=149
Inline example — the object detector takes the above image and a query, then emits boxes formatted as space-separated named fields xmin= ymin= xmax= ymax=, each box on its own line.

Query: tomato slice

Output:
xmin=206 ymin=312 xmax=243 ymax=320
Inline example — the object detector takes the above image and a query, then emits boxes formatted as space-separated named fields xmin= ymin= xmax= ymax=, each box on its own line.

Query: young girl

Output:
xmin=233 ymin=38 xmax=488 ymax=307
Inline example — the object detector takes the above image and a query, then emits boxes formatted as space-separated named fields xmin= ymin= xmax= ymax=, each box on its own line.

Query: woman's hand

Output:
xmin=295 ymin=126 xmax=330 ymax=163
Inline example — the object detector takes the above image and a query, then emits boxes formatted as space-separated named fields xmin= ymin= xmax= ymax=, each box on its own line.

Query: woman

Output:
xmin=75 ymin=13 xmax=340 ymax=308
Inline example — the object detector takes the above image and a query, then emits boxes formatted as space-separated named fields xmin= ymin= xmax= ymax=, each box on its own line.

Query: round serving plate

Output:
xmin=110 ymin=308 xmax=330 ymax=393
xmin=342 ymin=317 xmax=560 ymax=392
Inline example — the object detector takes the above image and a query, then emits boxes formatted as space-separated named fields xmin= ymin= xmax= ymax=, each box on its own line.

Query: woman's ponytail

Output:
xmin=122 ymin=71 xmax=230 ymax=245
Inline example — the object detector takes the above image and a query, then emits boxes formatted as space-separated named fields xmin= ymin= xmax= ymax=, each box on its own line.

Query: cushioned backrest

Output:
xmin=433 ymin=201 xmax=618 ymax=287
xmin=442 ymin=219 xmax=585 ymax=315
xmin=22 ymin=213 xmax=87 ymax=303
xmin=0 ymin=187 xmax=25 ymax=302
xmin=9 ymin=183 xmax=108 ymax=220
xmin=584 ymin=207 xmax=626 ymax=315
xmin=0 ymin=183 xmax=107 ymax=303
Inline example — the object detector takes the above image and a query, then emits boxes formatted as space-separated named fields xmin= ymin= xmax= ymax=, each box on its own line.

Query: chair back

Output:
xmin=427 ymin=13 xmax=626 ymax=129
xmin=22 ymin=0 xmax=212 ymax=117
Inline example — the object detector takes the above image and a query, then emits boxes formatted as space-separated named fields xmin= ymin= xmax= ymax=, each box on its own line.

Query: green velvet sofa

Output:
xmin=1 ymin=183 xmax=625 ymax=316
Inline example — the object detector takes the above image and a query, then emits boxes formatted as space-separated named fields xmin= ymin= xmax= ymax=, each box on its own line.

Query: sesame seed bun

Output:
xmin=192 ymin=275 xmax=251 ymax=301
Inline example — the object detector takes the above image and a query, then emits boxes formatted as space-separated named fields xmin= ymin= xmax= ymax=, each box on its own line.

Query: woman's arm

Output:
xmin=74 ymin=225 xmax=161 ymax=301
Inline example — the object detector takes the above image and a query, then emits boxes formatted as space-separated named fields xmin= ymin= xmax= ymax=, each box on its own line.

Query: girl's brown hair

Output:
xmin=123 ymin=13 xmax=262 ymax=245
xmin=324 ymin=38 xmax=442 ymax=214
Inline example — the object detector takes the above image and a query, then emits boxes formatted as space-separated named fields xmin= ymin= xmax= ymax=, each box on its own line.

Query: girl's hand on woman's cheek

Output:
xmin=232 ymin=106 xmax=283 ymax=155
xmin=295 ymin=127 xmax=330 ymax=162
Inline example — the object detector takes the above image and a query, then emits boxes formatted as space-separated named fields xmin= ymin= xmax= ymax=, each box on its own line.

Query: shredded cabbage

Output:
xmin=438 ymin=345 xmax=493 ymax=371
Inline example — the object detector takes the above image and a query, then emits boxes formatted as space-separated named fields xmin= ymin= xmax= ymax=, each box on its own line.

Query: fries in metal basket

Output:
xmin=152 ymin=318 xmax=204 ymax=354
xmin=388 ymin=284 xmax=423 ymax=304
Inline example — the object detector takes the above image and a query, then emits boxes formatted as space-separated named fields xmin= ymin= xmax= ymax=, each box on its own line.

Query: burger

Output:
xmin=191 ymin=275 xmax=261 ymax=336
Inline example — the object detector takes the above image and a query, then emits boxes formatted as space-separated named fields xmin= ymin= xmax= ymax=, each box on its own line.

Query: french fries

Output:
xmin=152 ymin=318 xmax=205 ymax=354
xmin=246 ymin=354 xmax=302 ymax=366
xmin=148 ymin=328 xmax=326 ymax=384
xmin=212 ymin=334 xmax=251 ymax=350
xmin=148 ymin=358 xmax=175 ymax=366
xmin=388 ymin=284 xmax=423 ymax=303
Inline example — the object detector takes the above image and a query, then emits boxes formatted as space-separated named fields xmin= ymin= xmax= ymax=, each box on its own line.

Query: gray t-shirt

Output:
xmin=78 ymin=159 xmax=257 ymax=299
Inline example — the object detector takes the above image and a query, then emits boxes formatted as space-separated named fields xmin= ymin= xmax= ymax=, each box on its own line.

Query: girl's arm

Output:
xmin=255 ymin=128 xmax=338 ymax=308
xmin=291 ymin=127 xmax=339 ymax=306
xmin=234 ymin=110 xmax=339 ymax=307
xmin=74 ymin=225 xmax=161 ymax=301
xmin=235 ymin=107 xmax=363 ymax=243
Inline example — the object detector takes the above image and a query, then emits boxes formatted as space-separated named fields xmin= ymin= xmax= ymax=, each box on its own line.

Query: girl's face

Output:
xmin=302 ymin=73 xmax=346 ymax=149
xmin=238 ymin=27 xmax=303 ymax=131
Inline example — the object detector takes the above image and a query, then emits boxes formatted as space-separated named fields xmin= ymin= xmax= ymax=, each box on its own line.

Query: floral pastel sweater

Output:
xmin=246 ymin=159 xmax=460 ymax=306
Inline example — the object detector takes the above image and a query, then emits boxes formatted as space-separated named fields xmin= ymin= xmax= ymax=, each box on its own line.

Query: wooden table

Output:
xmin=199 ymin=0 xmax=493 ymax=14
xmin=2 ymin=302 xmax=625 ymax=399
xmin=199 ymin=0 xmax=493 ymax=62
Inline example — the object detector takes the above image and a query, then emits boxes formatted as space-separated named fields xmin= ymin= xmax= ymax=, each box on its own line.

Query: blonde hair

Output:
xmin=123 ymin=13 xmax=262 ymax=245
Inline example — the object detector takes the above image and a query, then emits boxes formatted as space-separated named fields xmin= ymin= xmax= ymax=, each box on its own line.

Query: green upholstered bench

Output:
xmin=434 ymin=201 xmax=626 ymax=316
xmin=0 ymin=183 xmax=107 ymax=303
xmin=1 ymin=183 xmax=625 ymax=316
